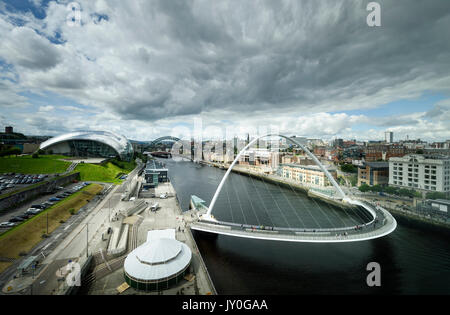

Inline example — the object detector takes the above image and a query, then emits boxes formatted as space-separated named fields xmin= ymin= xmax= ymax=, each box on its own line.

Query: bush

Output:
xmin=341 ymin=164 xmax=357 ymax=173
xmin=69 ymin=209 xmax=75 ymax=215
xmin=371 ymin=185 xmax=383 ymax=192
xmin=358 ymin=184 xmax=371 ymax=192
xmin=397 ymin=188 xmax=419 ymax=198
xmin=384 ymin=186 xmax=398 ymax=195
xmin=32 ymin=153 xmax=39 ymax=159
xmin=0 ymin=147 xmax=22 ymax=157
xmin=426 ymin=192 xmax=449 ymax=200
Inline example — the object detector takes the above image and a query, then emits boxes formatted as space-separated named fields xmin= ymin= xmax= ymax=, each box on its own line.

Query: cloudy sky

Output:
xmin=1 ymin=0 xmax=450 ymax=142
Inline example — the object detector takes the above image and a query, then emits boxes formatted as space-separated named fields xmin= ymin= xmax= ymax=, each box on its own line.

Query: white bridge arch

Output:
xmin=206 ymin=134 xmax=345 ymax=217
xmin=192 ymin=134 xmax=397 ymax=243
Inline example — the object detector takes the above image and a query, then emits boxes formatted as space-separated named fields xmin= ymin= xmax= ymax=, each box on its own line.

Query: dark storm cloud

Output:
xmin=2 ymin=0 xmax=450 ymax=124
xmin=110 ymin=0 xmax=450 ymax=121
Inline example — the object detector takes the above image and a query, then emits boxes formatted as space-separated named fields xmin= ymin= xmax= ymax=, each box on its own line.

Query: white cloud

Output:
xmin=0 ymin=0 xmax=449 ymax=141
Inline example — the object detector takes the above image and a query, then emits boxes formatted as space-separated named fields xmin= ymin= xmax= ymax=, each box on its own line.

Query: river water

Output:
xmin=165 ymin=159 xmax=450 ymax=295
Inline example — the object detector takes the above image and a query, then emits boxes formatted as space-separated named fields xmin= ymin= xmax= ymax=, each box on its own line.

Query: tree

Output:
xmin=398 ymin=188 xmax=418 ymax=198
xmin=371 ymin=185 xmax=382 ymax=192
xmin=0 ymin=147 xmax=22 ymax=157
xmin=341 ymin=164 xmax=357 ymax=173
xmin=384 ymin=186 xmax=398 ymax=195
xmin=426 ymin=192 xmax=449 ymax=200
xmin=359 ymin=184 xmax=371 ymax=192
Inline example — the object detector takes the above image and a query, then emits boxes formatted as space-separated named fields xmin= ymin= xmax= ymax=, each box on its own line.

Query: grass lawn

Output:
xmin=0 ymin=155 xmax=71 ymax=174
xmin=75 ymin=160 xmax=136 ymax=183
xmin=0 ymin=262 xmax=12 ymax=274
xmin=0 ymin=184 xmax=103 ymax=261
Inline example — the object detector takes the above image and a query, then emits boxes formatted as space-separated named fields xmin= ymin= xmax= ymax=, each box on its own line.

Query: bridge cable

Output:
xmin=279 ymin=179 xmax=324 ymax=229
xmin=256 ymin=172 xmax=293 ymax=229
xmin=223 ymin=177 xmax=235 ymax=223
xmin=269 ymin=176 xmax=307 ymax=229
xmin=229 ymin=173 xmax=249 ymax=225
xmin=236 ymin=173 xmax=262 ymax=226
xmin=283 ymin=172 xmax=342 ymax=229
xmin=246 ymin=171 xmax=277 ymax=228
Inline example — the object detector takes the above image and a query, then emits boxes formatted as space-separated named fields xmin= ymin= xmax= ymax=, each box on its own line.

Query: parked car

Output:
xmin=9 ymin=216 xmax=25 ymax=223
xmin=0 ymin=222 xmax=15 ymax=228
xmin=27 ymin=209 xmax=42 ymax=215
xmin=48 ymin=197 xmax=61 ymax=202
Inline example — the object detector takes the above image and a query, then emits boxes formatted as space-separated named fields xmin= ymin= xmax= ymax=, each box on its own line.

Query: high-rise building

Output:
xmin=5 ymin=126 xmax=13 ymax=134
xmin=385 ymin=131 xmax=394 ymax=143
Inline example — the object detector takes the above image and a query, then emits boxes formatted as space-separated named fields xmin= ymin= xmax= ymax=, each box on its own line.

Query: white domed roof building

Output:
xmin=39 ymin=130 xmax=134 ymax=161
xmin=124 ymin=230 xmax=192 ymax=291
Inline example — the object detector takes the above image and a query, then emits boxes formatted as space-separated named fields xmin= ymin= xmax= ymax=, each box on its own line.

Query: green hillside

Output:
xmin=0 ymin=155 xmax=70 ymax=174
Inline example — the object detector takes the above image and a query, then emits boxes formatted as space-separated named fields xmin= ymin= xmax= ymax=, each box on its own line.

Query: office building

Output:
xmin=357 ymin=162 xmax=389 ymax=187
xmin=389 ymin=154 xmax=450 ymax=192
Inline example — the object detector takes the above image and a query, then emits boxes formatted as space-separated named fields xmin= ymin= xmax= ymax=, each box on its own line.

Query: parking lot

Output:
xmin=0 ymin=173 xmax=56 ymax=196
xmin=0 ymin=182 xmax=91 ymax=232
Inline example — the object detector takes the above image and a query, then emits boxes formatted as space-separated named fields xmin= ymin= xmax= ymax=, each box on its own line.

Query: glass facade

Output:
xmin=40 ymin=131 xmax=134 ymax=161
xmin=67 ymin=140 xmax=120 ymax=159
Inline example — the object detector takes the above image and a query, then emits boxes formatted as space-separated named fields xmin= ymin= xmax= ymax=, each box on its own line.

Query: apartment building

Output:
xmin=281 ymin=163 xmax=337 ymax=187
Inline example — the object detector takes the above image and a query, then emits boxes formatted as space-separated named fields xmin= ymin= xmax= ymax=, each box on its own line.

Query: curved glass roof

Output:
xmin=39 ymin=130 xmax=133 ymax=161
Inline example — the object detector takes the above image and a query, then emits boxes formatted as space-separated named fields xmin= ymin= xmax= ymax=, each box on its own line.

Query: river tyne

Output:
xmin=165 ymin=159 xmax=450 ymax=295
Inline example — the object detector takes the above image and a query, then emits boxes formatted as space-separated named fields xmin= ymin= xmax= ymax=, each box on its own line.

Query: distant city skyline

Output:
xmin=1 ymin=1 xmax=449 ymax=142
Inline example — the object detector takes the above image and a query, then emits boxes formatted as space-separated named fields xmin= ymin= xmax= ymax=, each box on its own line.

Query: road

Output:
xmin=0 ymin=160 xmax=144 ymax=294
xmin=0 ymin=182 xmax=83 ymax=228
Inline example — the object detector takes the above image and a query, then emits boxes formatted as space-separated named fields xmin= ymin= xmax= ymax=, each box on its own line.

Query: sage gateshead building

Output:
xmin=39 ymin=131 xmax=134 ymax=162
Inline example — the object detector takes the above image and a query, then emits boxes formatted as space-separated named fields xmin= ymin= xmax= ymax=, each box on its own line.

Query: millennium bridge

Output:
xmin=190 ymin=134 xmax=397 ymax=243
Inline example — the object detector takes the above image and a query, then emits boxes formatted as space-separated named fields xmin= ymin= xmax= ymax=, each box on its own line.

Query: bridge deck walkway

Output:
xmin=190 ymin=206 xmax=396 ymax=243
